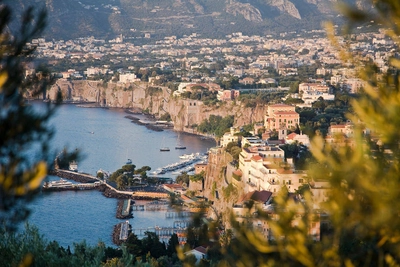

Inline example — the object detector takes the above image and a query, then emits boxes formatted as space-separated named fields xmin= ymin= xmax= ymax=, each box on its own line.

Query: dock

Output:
xmin=121 ymin=200 xmax=131 ymax=217
xmin=165 ymin=211 xmax=192 ymax=218
xmin=130 ymin=220 xmax=190 ymax=243
xmin=119 ymin=221 xmax=130 ymax=241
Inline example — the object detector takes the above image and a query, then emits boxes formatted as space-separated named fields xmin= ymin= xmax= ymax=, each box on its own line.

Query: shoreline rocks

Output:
xmin=98 ymin=185 xmax=133 ymax=199
xmin=112 ymin=223 xmax=123 ymax=246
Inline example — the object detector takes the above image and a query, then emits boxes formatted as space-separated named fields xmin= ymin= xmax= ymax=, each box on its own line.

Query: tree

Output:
xmin=0 ymin=3 xmax=73 ymax=230
xmin=166 ymin=233 xmax=179 ymax=257
xmin=141 ymin=231 xmax=166 ymax=259
xmin=176 ymin=172 xmax=190 ymax=186
xmin=125 ymin=233 xmax=142 ymax=257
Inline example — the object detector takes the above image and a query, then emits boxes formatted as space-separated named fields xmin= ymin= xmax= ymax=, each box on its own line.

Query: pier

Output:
xmin=121 ymin=200 xmax=131 ymax=217
xmin=131 ymin=205 xmax=145 ymax=211
xmin=165 ymin=211 xmax=192 ymax=218
xmin=131 ymin=200 xmax=169 ymax=211
xmin=50 ymin=169 xmax=170 ymax=200
xmin=131 ymin=220 xmax=189 ymax=237
xmin=119 ymin=221 xmax=130 ymax=241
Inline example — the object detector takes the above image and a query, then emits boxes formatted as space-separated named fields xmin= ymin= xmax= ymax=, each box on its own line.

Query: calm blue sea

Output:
xmin=26 ymin=103 xmax=216 ymax=248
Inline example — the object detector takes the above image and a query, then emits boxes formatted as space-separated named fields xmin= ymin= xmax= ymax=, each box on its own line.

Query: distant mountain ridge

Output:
xmin=9 ymin=0 xmax=370 ymax=40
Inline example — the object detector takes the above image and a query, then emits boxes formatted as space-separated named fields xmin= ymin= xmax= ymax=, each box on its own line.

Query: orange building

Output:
xmin=264 ymin=104 xmax=300 ymax=131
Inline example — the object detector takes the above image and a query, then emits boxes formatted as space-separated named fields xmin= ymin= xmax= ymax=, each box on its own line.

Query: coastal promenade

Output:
xmin=49 ymin=169 xmax=169 ymax=199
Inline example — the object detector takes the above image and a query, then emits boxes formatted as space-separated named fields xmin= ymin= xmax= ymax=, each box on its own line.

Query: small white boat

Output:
xmin=126 ymin=159 xmax=132 ymax=164
xmin=45 ymin=179 xmax=73 ymax=188
xmin=69 ymin=161 xmax=78 ymax=172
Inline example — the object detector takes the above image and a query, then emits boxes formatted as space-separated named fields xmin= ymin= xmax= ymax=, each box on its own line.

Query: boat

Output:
xmin=69 ymin=161 xmax=78 ymax=172
xmin=175 ymin=133 xmax=186 ymax=150
xmin=126 ymin=159 xmax=132 ymax=164
xmin=160 ymin=137 xmax=170 ymax=151
xmin=44 ymin=178 xmax=73 ymax=188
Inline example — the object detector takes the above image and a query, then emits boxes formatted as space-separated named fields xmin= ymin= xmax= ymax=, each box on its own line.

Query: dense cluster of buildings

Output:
xmin=29 ymin=29 xmax=393 ymax=103
xmin=190 ymin=101 xmax=363 ymax=242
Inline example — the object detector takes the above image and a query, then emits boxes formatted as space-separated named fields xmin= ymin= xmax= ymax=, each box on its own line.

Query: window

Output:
xmin=299 ymin=178 xmax=304 ymax=183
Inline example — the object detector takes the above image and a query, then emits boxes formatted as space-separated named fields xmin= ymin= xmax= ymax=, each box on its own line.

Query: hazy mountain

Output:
xmin=9 ymin=0 xmax=370 ymax=40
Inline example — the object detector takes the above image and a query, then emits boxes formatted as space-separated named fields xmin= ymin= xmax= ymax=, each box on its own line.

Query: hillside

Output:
xmin=9 ymin=0 xmax=371 ymax=40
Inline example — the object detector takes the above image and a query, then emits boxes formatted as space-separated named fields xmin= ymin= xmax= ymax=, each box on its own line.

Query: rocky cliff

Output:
xmin=202 ymin=147 xmax=243 ymax=224
xmin=48 ymin=80 xmax=267 ymax=131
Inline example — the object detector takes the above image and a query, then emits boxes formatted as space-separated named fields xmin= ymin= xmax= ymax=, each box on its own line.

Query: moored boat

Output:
xmin=69 ymin=161 xmax=78 ymax=172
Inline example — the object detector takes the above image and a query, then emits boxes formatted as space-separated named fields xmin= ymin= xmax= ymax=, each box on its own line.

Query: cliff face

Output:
xmin=202 ymin=148 xmax=242 ymax=223
xmin=226 ymin=1 xmax=263 ymax=22
xmin=267 ymin=0 xmax=301 ymax=19
xmin=48 ymin=80 xmax=267 ymax=130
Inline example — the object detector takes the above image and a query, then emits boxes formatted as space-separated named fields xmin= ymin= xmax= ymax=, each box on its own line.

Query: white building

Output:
xmin=119 ymin=73 xmax=137 ymax=83
xmin=299 ymin=83 xmax=330 ymax=93
xmin=301 ymin=90 xmax=335 ymax=104
xmin=220 ymin=127 xmax=240 ymax=147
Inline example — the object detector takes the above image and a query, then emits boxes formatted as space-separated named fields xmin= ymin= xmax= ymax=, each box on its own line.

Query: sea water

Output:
xmin=27 ymin=103 xmax=215 ymax=247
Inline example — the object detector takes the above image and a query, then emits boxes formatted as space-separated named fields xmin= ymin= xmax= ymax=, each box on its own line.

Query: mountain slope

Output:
xmin=9 ymin=0 xmax=370 ymax=40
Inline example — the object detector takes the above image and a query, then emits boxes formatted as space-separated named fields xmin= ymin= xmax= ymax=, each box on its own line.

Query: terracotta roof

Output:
xmin=330 ymin=125 xmax=346 ymax=128
xmin=233 ymin=170 xmax=242 ymax=176
xmin=251 ymin=155 xmax=262 ymax=161
xmin=286 ymin=133 xmax=297 ymax=140
xmin=273 ymin=111 xmax=299 ymax=115
xmin=238 ymin=190 xmax=273 ymax=204
xmin=163 ymin=184 xmax=183 ymax=190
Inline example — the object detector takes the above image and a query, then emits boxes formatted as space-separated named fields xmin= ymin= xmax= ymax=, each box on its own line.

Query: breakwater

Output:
xmin=116 ymin=200 xmax=133 ymax=219
xmin=98 ymin=185 xmax=133 ymax=199
xmin=112 ymin=223 xmax=123 ymax=246
xmin=49 ymin=169 xmax=98 ymax=183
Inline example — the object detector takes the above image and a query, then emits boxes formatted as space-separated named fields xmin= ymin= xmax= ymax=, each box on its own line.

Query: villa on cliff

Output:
xmin=237 ymin=136 xmax=307 ymax=193
xmin=264 ymin=104 xmax=300 ymax=133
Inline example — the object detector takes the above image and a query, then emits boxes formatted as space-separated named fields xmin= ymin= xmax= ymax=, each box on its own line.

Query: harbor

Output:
xmin=153 ymin=153 xmax=208 ymax=175
xmin=28 ymin=103 xmax=215 ymax=248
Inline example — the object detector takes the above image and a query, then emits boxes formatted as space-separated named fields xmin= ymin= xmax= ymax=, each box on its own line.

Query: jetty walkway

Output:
xmin=49 ymin=169 xmax=169 ymax=199
xmin=130 ymin=220 xmax=190 ymax=243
